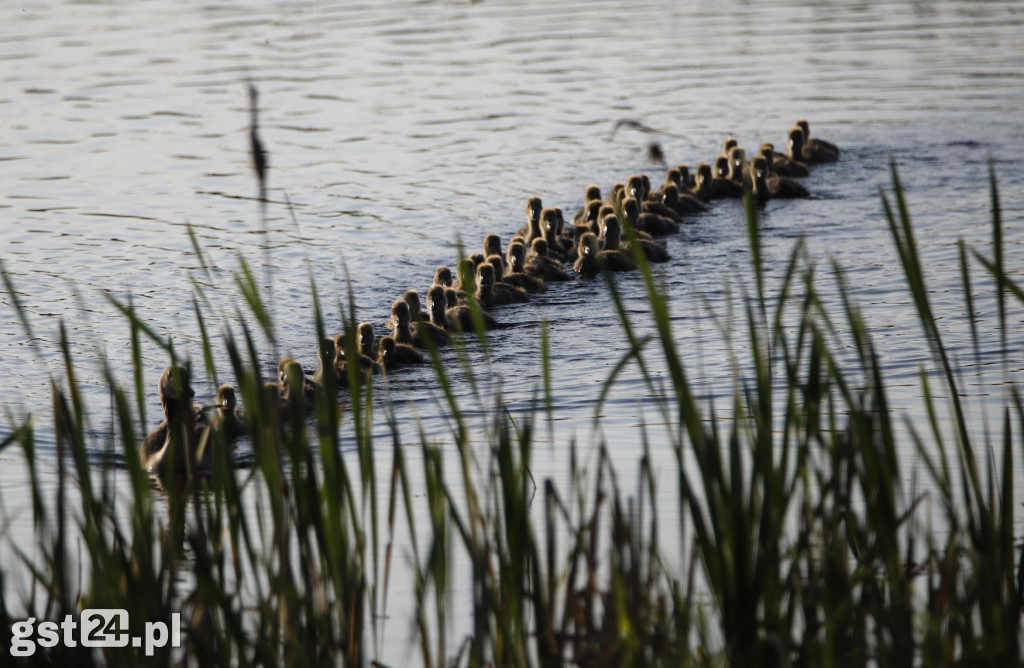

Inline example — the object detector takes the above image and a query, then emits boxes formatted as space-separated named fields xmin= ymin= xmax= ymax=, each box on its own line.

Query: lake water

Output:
xmin=3 ymin=0 xmax=1024 ymax=661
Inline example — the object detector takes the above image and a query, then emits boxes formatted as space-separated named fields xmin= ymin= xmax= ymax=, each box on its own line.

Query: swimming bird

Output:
xmin=583 ymin=183 xmax=603 ymax=204
xmin=640 ymin=174 xmax=654 ymax=200
xmin=377 ymin=335 xmax=425 ymax=370
xmin=596 ymin=204 xmax=617 ymax=227
xmin=623 ymin=195 xmax=678 ymax=236
xmin=385 ymin=288 xmax=426 ymax=332
xmin=648 ymin=141 xmax=666 ymax=165
xmin=625 ymin=174 xmax=648 ymax=201
xmin=390 ymin=299 xmax=424 ymax=348
xmin=750 ymin=155 xmax=810 ymax=204
xmin=607 ymin=182 xmax=626 ymax=207
xmin=692 ymin=163 xmax=713 ymax=201
xmin=750 ymin=156 xmax=774 ymax=206
xmin=278 ymin=357 xmax=322 ymax=409
xmin=788 ymin=126 xmax=837 ymax=165
xmin=571 ymin=200 xmax=605 ymax=239
xmin=572 ymin=184 xmax=603 ymax=226
xmin=597 ymin=215 xmax=638 ymax=272
xmin=727 ymin=146 xmax=748 ymax=184
xmin=454 ymin=258 xmax=477 ymax=294
xmin=333 ymin=332 xmax=381 ymax=378
xmin=140 ymin=365 xmax=210 ymax=474
xmin=674 ymin=163 xmax=697 ymax=191
xmin=445 ymin=291 xmax=500 ymax=333
xmin=524 ymin=238 xmax=572 ymax=282
xmin=633 ymin=175 xmax=682 ymax=223
xmin=759 ymin=142 xmax=808 ymax=177
xmin=656 ymin=168 xmax=682 ymax=195
xmin=209 ymin=384 xmax=247 ymax=441
xmin=573 ymin=231 xmax=601 ymax=278
xmin=795 ymin=118 xmax=839 ymax=161
xmin=358 ymin=322 xmax=378 ymax=359
xmin=474 ymin=263 xmax=498 ymax=308
xmin=506 ymin=239 xmax=527 ymax=274
xmin=552 ymin=208 xmax=575 ymax=256
xmin=714 ymin=155 xmax=732 ymax=180
xmin=312 ymin=336 xmax=338 ymax=387
xmin=661 ymin=183 xmax=708 ymax=215
xmin=433 ymin=265 xmax=454 ymax=288
xmin=487 ymin=253 xmax=542 ymax=296
xmin=412 ymin=303 xmax=451 ymax=347
xmin=539 ymin=208 xmax=568 ymax=262
xmin=426 ymin=285 xmax=457 ymax=332
xmin=476 ymin=261 xmax=529 ymax=308
xmin=517 ymin=196 xmax=544 ymax=243
xmin=722 ymin=136 xmax=738 ymax=157
xmin=482 ymin=234 xmax=508 ymax=273
xmin=260 ymin=381 xmax=289 ymax=432
xmin=403 ymin=289 xmax=424 ymax=324
xmin=695 ymin=161 xmax=743 ymax=200
xmin=392 ymin=296 xmax=450 ymax=348
xmin=508 ymin=235 xmax=525 ymax=255
xmin=618 ymin=203 xmax=670 ymax=263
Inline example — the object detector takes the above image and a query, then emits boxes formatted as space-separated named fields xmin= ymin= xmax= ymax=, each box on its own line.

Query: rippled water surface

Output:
xmin=3 ymin=0 xmax=1024 ymax=658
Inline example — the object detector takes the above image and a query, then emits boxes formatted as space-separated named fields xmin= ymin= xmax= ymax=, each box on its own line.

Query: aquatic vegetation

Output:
xmin=1 ymin=165 xmax=1022 ymax=665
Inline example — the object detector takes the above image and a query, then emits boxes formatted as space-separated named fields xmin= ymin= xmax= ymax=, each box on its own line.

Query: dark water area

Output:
xmin=2 ymin=0 xmax=1024 ymax=658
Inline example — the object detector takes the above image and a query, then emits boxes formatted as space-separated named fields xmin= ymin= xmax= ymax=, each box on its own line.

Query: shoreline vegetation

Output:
xmin=2 ymin=153 xmax=1023 ymax=663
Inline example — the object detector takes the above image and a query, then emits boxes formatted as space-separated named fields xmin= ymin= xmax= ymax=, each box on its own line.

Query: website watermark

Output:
xmin=10 ymin=610 xmax=181 ymax=657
